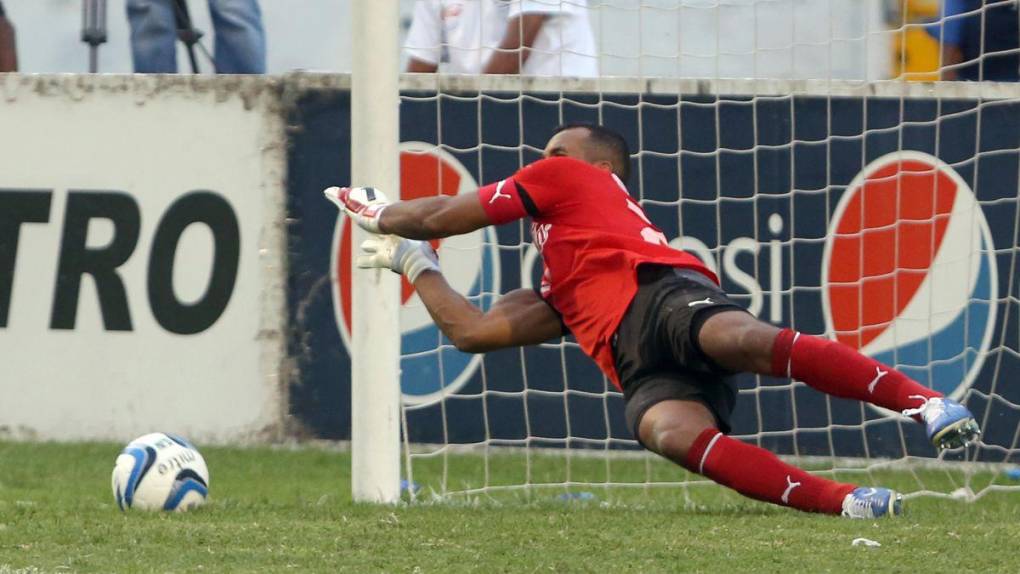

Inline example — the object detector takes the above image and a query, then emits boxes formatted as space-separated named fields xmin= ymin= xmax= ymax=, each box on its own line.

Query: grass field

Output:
xmin=2 ymin=441 xmax=1020 ymax=573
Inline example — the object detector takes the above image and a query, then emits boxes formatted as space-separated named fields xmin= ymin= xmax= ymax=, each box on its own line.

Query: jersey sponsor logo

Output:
xmin=531 ymin=222 xmax=551 ymax=252
xmin=331 ymin=142 xmax=501 ymax=406
xmin=822 ymin=151 xmax=998 ymax=406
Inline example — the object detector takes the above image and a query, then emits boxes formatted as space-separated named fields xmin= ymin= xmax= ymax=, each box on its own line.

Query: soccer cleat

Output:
xmin=904 ymin=396 xmax=981 ymax=450
xmin=841 ymin=487 xmax=903 ymax=519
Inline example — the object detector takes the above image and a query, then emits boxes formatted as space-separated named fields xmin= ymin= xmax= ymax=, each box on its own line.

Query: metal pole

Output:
xmin=81 ymin=0 xmax=107 ymax=73
xmin=172 ymin=0 xmax=204 ymax=73
xmin=350 ymin=0 xmax=401 ymax=503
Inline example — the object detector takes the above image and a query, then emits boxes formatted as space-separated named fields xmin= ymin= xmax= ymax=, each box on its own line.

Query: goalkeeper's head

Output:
xmin=546 ymin=123 xmax=632 ymax=183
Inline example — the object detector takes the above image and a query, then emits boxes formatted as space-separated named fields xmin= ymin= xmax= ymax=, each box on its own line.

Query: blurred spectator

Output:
xmin=927 ymin=0 xmax=1019 ymax=81
xmin=405 ymin=0 xmax=597 ymax=76
xmin=0 ymin=0 xmax=16 ymax=72
xmin=890 ymin=0 xmax=942 ymax=81
xmin=127 ymin=0 xmax=265 ymax=73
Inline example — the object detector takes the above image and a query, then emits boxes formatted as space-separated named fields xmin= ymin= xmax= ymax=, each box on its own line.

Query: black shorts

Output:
xmin=613 ymin=264 xmax=747 ymax=442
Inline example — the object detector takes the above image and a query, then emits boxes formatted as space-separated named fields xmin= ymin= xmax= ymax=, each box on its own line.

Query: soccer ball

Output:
xmin=111 ymin=432 xmax=210 ymax=512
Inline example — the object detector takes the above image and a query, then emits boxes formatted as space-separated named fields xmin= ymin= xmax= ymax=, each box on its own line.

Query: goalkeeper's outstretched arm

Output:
xmin=414 ymin=271 xmax=564 ymax=353
xmin=330 ymin=187 xmax=560 ymax=351
xmin=325 ymin=185 xmax=492 ymax=240
xmin=377 ymin=192 xmax=491 ymax=240
xmin=354 ymin=234 xmax=564 ymax=353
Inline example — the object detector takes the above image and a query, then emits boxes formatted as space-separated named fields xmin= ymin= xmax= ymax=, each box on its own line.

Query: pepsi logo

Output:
xmin=822 ymin=151 xmax=997 ymax=405
xmin=331 ymin=142 xmax=501 ymax=406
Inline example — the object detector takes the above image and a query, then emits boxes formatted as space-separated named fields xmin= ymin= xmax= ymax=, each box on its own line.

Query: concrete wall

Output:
xmin=0 ymin=75 xmax=288 ymax=442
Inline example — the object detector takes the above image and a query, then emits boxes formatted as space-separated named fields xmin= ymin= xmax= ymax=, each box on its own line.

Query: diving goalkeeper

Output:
xmin=325 ymin=123 xmax=980 ymax=518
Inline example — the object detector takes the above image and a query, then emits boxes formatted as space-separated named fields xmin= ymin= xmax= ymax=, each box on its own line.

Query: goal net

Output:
xmin=383 ymin=0 xmax=1020 ymax=505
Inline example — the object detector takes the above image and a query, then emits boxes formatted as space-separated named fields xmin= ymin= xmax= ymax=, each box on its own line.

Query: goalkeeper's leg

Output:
xmin=697 ymin=311 xmax=980 ymax=449
xmin=637 ymin=399 xmax=897 ymax=516
xmin=699 ymin=311 xmax=941 ymax=413
xmin=634 ymin=268 xmax=948 ymax=425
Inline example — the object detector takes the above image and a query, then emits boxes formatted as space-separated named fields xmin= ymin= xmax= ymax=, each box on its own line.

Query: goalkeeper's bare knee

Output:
xmin=698 ymin=311 xmax=779 ymax=374
xmin=638 ymin=400 xmax=717 ymax=463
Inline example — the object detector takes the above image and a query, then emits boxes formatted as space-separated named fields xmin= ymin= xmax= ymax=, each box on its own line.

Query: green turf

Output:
xmin=2 ymin=441 xmax=1020 ymax=573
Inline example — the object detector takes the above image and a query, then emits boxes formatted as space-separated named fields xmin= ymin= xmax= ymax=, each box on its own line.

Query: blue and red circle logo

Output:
xmin=822 ymin=151 xmax=998 ymax=404
xmin=331 ymin=143 xmax=500 ymax=406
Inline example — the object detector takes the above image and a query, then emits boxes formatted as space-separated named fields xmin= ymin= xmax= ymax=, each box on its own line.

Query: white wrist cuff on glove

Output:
xmin=399 ymin=239 xmax=439 ymax=283
xmin=356 ymin=235 xmax=439 ymax=282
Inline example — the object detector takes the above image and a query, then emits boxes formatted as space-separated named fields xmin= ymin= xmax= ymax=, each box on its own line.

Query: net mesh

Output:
xmin=394 ymin=0 xmax=1020 ymax=505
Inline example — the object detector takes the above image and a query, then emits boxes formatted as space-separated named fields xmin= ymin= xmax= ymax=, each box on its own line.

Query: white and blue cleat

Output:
xmin=841 ymin=487 xmax=903 ymax=519
xmin=905 ymin=396 xmax=982 ymax=450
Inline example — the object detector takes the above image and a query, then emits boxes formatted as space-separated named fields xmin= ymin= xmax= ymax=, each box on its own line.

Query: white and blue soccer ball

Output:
xmin=111 ymin=432 xmax=210 ymax=512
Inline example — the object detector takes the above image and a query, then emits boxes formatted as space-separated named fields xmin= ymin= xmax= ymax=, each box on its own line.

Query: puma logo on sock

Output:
xmin=781 ymin=475 xmax=802 ymax=504
xmin=867 ymin=367 xmax=888 ymax=394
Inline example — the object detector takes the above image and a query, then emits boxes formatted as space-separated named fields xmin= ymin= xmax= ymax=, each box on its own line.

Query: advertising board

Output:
xmin=0 ymin=76 xmax=287 ymax=442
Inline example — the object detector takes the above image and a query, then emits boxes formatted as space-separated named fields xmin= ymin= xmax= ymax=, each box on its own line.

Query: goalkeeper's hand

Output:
xmin=324 ymin=186 xmax=390 ymax=233
xmin=357 ymin=235 xmax=439 ymax=283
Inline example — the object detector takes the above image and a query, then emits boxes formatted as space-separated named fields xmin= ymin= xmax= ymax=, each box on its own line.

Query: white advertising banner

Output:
xmin=0 ymin=75 xmax=287 ymax=443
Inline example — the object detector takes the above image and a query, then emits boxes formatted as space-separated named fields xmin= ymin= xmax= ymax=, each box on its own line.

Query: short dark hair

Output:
xmin=552 ymin=123 xmax=631 ymax=183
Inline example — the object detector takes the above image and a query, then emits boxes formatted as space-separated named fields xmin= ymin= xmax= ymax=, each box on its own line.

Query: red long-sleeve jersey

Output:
xmin=477 ymin=157 xmax=716 ymax=388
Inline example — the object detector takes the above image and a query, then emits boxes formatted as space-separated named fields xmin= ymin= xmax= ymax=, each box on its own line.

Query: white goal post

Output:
xmin=349 ymin=0 xmax=402 ymax=503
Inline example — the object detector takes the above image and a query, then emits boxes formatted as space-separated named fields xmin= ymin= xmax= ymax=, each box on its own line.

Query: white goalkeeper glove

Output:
xmin=357 ymin=235 xmax=439 ymax=283
xmin=323 ymin=186 xmax=390 ymax=233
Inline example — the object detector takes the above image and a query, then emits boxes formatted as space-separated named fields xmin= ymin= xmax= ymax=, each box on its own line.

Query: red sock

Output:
xmin=685 ymin=429 xmax=854 ymax=514
xmin=771 ymin=329 xmax=940 ymax=416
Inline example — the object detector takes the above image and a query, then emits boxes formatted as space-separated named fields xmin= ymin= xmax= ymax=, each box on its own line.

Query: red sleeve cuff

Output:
xmin=478 ymin=179 xmax=529 ymax=225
